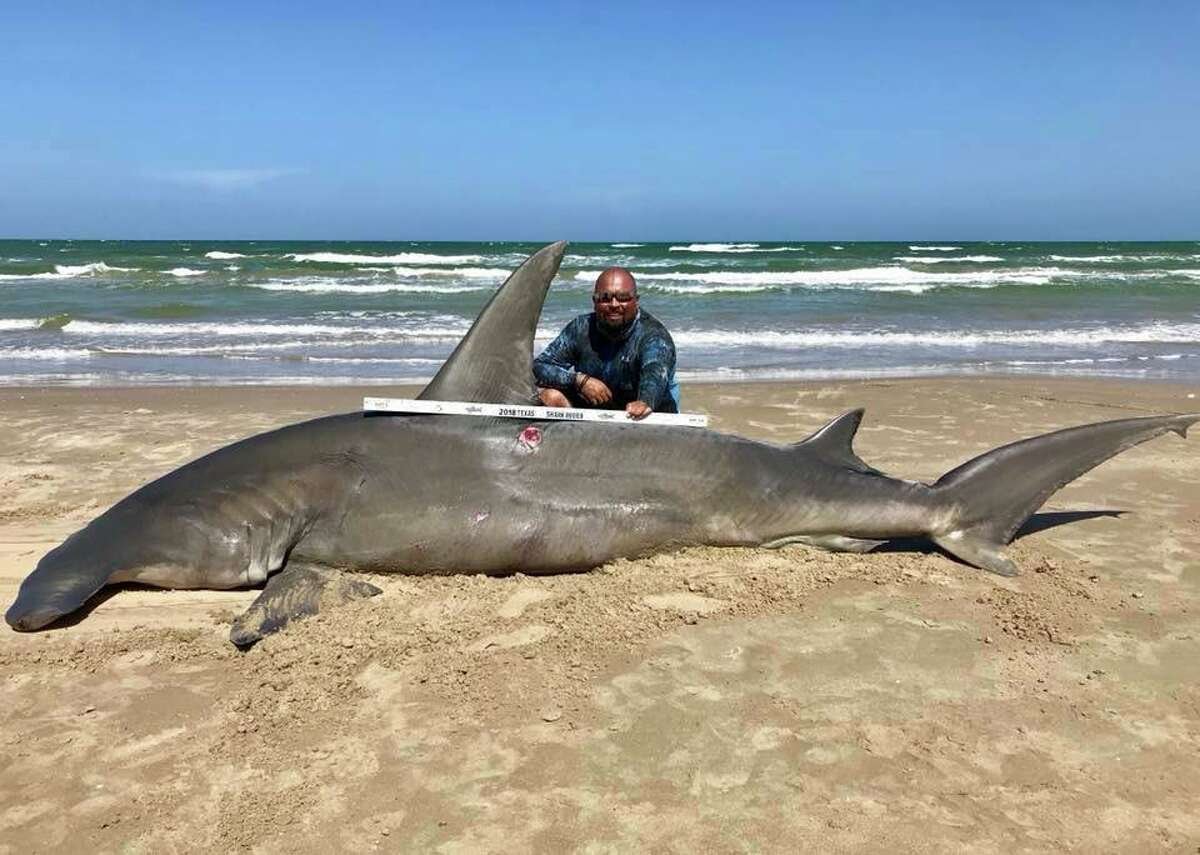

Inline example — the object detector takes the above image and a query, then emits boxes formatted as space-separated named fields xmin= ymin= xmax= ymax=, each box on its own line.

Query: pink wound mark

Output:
xmin=518 ymin=425 xmax=543 ymax=451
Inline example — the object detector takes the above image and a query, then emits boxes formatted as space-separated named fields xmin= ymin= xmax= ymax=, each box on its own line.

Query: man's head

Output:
xmin=592 ymin=267 xmax=639 ymax=331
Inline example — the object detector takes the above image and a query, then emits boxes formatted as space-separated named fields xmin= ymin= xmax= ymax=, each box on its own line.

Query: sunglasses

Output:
xmin=593 ymin=292 xmax=637 ymax=304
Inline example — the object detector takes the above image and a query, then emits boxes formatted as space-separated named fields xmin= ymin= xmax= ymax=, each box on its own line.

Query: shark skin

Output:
xmin=5 ymin=242 xmax=1197 ymax=644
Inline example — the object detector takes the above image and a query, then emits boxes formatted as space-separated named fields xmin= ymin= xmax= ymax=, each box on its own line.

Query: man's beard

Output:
xmin=596 ymin=312 xmax=635 ymax=337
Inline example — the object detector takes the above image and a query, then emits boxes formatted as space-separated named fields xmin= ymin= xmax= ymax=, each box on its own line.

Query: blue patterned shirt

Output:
xmin=533 ymin=310 xmax=678 ymax=412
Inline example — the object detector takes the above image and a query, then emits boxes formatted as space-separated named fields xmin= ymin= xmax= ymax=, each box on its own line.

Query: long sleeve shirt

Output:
xmin=532 ymin=310 xmax=678 ymax=413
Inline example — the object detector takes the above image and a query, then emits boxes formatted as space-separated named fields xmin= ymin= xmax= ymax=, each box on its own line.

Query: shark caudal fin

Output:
xmin=930 ymin=412 xmax=1198 ymax=576
xmin=419 ymin=241 xmax=567 ymax=405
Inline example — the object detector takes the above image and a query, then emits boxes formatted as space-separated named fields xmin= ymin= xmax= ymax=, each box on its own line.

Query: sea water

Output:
xmin=0 ymin=240 xmax=1197 ymax=385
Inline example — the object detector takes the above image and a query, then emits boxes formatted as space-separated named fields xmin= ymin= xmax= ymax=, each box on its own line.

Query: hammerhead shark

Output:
xmin=6 ymin=242 xmax=1196 ymax=646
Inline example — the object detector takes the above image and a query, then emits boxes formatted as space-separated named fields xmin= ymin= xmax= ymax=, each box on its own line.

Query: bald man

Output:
xmin=533 ymin=267 xmax=679 ymax=420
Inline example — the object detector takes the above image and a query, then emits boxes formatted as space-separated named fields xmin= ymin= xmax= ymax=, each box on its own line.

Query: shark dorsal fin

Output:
xmin=793 ymin=409 xmax=882 ymax=475
xmin=418 ymin=241 xmax=567 ymax=404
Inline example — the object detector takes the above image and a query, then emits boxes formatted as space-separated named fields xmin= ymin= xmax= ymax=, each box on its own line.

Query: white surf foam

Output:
xmin=289 ymin=251 xmax=484 ymax=265
xmin=305 ymin=356 xmax=445 ymax=365
xmin=57 ymin=262 xmax=138 ymax=276
xmin=251 ymin=281 xmax=486 ymax=295
xmin=669 ymin=243 xmax=759 ymax=253
xmin=1049 ymin=254 xmax=1200 ymax=263
xmin=576 ymin=266 xmax=1063 ymax=292
xmin=60 ymin=319 xmax=473 ymax=341
xmin=0 ymin=272 xmax=67 ymax=281
xmin=0 ymin=319 xmax=42 ymax=331
xmin=908 ymin=245 xmax=961 ymax=251
xmin=204 ymin=251 xmax=247 ymax=259
xmin=610 ymin=243 xmax=644 ymax=248
xmin=668 ymin=322 xmax=1200 ymax=349
xmin=166 ymin=267 xmax=205 ymax=277
xmin=0 ymin=262 xmax=137 ymax=281
xmin=0 ymin=347 xmax=93 ymax=360
xmin=668 ymin=243 xmax=801 ymax=254
xmin=390 ymin=266 xmax=511 ymax=279
xmin=674 ymin=364 xmax=959 ymax=383
xmin=894 ymin=255 xmax=1004 ymax=264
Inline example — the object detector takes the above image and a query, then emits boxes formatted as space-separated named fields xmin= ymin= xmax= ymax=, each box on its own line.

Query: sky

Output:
xmin=1 ymin=1 xmax=1197 ymax=240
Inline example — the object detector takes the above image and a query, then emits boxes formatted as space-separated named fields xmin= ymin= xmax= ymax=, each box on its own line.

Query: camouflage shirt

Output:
xmin=532 ymin=310 xmax=678 ymax=412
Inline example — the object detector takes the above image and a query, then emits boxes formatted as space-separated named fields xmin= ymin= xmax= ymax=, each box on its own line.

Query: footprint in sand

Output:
xmin=496 ymin=587 xmax=552 ymax=619
xmin=642 ymin=592 xmax=727 ymax=614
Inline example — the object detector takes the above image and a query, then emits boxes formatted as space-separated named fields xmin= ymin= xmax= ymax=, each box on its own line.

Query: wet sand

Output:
xmin=1 ymin=377 xmax=1198 ymax=853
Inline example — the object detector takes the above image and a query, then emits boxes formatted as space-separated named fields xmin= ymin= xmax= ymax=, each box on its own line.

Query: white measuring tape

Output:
xmin=363 ymin=397 xmax=709 ymax=428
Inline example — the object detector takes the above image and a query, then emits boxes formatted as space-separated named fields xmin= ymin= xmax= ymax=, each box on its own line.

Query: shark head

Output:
xmin=5 ymin=529 xmax=119 ymax=630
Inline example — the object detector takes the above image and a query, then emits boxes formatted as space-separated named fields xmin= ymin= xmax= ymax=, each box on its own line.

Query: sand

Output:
xmin=1 ymin=377 xmax=1197 ymax=853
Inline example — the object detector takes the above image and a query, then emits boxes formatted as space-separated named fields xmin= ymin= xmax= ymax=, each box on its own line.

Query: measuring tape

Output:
xmin=363 ymin=397 xmax=709 ymax=428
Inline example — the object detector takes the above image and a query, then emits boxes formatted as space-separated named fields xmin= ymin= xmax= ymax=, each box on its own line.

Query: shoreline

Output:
xmin=2 ymin=370 xmax=1197 ymax=394
xmin=1 ymin=376 xmax=1196 ymax=437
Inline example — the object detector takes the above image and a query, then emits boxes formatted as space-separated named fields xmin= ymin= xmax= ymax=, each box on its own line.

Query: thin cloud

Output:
xmin=152 ymin=167 xmax=301 ymax=191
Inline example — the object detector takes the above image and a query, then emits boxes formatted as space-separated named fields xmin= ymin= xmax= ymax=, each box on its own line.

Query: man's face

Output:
xmin=592 ymin=277 xmax=638 ymax=330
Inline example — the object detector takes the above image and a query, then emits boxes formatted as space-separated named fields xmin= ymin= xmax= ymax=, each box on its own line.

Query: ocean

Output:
xmin=1 ymin=240 xmax=1197 ymax=386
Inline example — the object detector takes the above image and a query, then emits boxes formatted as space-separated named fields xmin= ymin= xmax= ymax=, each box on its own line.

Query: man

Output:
xmin=534 ymin=267 xmax=679 ymax=420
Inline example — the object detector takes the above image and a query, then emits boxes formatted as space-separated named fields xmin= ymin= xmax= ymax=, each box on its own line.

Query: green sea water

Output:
xmin=0 ymin=239 xmax=1197 ymax=385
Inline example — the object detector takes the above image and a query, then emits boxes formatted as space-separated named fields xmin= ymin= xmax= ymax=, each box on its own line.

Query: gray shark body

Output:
xmin=6 ymin=243 xmax=1196 ymax=643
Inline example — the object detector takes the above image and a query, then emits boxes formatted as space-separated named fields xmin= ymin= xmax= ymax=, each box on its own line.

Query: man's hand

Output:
xmin=538 ymin=387 xmax=571 ymax=408
xmin=625 ymin=400 xmax=651 ymax=420
xmin=578 ymin=375 xmax=613 ymax=405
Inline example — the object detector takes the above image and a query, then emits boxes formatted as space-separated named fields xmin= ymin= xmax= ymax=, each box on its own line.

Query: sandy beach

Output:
xmin=1 ymin=376 xmax=1197 ymax=853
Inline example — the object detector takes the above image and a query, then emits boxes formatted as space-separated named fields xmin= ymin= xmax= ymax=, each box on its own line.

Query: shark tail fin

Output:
xmin=930 ymin=412 xmax=1198 ymax=576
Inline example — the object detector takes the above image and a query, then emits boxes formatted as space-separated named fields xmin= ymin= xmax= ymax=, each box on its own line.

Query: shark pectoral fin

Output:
xmin=761 ymin=534 xmax=885 ymax=554
xmin=229 ymin=563 xmax=382 ymax=648
xmin=932 ymin=531 xmax=1018 ymax=577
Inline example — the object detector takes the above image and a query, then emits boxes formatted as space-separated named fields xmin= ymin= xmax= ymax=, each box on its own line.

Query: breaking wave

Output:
xmin=58 ymin=262 xmax=138 ymax=276
xmin=893 ymin=255 xmax=1005 ymax=263
xmin=389 ymin=266 xmax=511 ymax=279
xmin=669 ymin=322 xmax=1200 ymax=349
xmin=204 ymin=251 xmax=247 ymax=259
xmin=0 ymin=347 xmax=94 ymax=360
xmin=1048 ymin=254 xmax=1200 ymax=263
xmin=56 ymin=320 xmax=470 ymax=338
xmin=668 ymin=243 xmax=800 ymax=253
xmin=0 ymin=262 xmax=137 ymax=281
xmin=289 ymin=251 xmax=484 ymax=265
xmin=577 ymin=266 xmax=1064 ymax=292
xmin=249 ymin=279 xmax=490 ymax=295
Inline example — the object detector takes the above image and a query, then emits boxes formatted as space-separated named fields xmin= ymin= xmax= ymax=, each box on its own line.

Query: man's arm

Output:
xmin=532 ymin=319 xmax=584 ymax=391
xmin=631 ymin=330 xmax=677 ymax=418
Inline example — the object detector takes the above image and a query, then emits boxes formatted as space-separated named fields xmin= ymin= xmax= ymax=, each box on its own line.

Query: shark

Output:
xmin=5 ymin=242 xmax=1197 ymax=645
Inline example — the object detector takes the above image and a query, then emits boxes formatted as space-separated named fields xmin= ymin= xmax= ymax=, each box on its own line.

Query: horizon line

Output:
xmin=2 ymin=236 xmax=1198 ymax=244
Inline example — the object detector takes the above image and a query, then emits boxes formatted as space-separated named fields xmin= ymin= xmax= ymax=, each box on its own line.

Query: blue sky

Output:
xmin=2 ymin=1 xmax=1197 ymax=239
